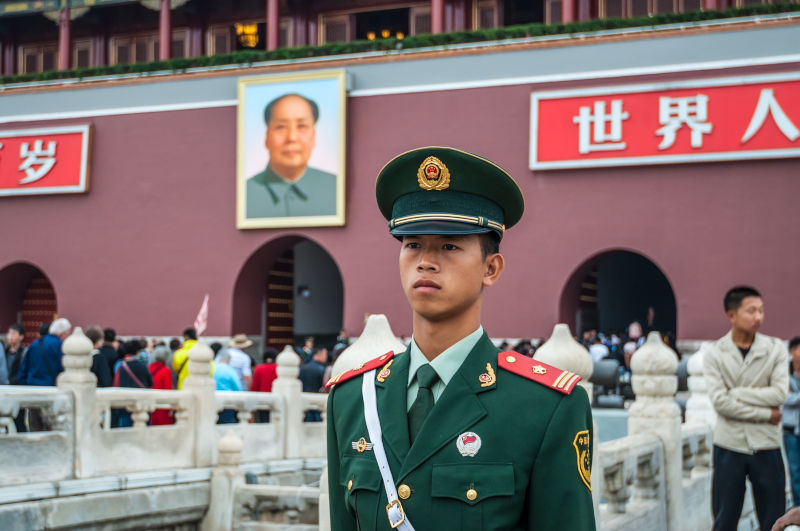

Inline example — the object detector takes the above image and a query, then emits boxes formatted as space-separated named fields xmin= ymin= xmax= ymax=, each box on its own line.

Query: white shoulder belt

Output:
xmin=362 ymin=370 xmax=415 ymax=530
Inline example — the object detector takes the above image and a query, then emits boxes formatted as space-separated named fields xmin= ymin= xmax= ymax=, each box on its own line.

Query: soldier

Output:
xmin=326 ymin=147 xmax=595 ymax=530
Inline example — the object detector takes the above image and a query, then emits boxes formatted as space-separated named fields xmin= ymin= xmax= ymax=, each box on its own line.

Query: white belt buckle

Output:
xmin=386 ymin=499 xmax=405 ymax=529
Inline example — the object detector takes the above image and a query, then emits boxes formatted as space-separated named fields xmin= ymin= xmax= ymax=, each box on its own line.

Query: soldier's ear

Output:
xmin=483 ymin=253 xmax=504 ymax=288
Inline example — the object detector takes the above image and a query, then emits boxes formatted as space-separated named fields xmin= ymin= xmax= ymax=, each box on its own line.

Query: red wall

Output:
xmin=1 ymin=64 xmax=798 ymax=341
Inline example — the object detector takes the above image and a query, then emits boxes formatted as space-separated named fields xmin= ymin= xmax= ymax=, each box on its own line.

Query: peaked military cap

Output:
xmin=376 ymin=147 xmax=524 ymax=239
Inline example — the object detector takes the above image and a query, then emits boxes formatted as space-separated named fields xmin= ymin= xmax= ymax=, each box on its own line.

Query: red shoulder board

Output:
xmin=497 ymin=352 xmax=582 ymax=395
xmin=325 ymin=351 xmax=395 ymax=389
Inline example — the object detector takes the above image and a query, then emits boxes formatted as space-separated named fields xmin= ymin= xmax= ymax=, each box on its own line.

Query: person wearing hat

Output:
xmin=325 ymin=147 xmax=595 ymax=530
xmin=223 ymin=334 xmax=254 ymax=390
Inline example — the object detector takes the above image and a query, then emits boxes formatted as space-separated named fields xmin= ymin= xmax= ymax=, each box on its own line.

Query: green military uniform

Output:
xmin=326 ymin=147 xmax=595 ymax=530
xmin=246 ymin=164 xmax=336 ymax=218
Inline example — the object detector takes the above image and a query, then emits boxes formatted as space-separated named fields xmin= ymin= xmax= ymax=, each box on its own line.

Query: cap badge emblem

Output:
xmin=456 ymin=432 xmax=481 ymax=457
xmin=417 ymin=156 xmax=451 ymax=191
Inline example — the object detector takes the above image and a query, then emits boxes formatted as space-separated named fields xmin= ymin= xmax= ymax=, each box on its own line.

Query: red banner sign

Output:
xmin=530 ymin=73 xmax=800 ymax=170
xmin=0 ymin=125 xmax=91 ymax=196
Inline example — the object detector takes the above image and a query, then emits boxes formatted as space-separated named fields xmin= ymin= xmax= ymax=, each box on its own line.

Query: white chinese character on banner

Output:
xmin=741 ymin=88 xmax=800 ymax=143
xmin=18 ymin=140 xmax=57 ymax=184
xmin=655 ymin=94 xmax=712 ymax=150
xmin=573 ymin=100 xmax=629 ymax=154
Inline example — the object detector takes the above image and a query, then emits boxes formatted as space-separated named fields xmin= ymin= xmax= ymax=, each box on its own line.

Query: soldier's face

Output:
xmin=399 ymin=234 xmax=503 ymax=322
xmin=265 ymin=96 xmax=316 ymax=178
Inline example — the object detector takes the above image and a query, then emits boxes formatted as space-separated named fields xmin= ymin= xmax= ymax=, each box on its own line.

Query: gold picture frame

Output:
xmin=236 ymin=69 xmax=347 ymax=229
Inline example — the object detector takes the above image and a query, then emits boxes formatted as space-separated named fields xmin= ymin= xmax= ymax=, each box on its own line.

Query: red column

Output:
xmin=159 ymin=0 xmax=171 ymax=60
xmin=704 ymin=0 xmax=719 ymax=9
xmin=58 ymin=7 xmax=71 ymax=70
xmin=431 ymin=0 xmax=444 ymax=34
xmin=3 ymin=42 xmax=15 ymax=75
xmin=267 ymin=0 xmax=279 ymax=51
xmin=562 ymin=0 xmax=576 ymax=23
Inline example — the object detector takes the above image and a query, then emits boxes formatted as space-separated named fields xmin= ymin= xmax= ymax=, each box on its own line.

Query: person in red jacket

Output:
xmin=251 ymin=348 xmax=279 ymax=422
xmin=149 ymin=345 xmax=175 ymax=426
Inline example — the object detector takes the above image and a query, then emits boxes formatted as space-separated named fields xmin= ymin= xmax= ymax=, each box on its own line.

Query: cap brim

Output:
xmin=389 ymin=220 xmax=493 ymax=237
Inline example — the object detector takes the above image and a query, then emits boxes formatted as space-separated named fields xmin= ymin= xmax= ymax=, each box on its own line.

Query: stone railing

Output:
xmin=597 ymin=432 xmax=666 ymax=530
xmin=535 ymin=328 xmax=719 ymax=531
xmin=0 ymin=328 xmax=327 ymax=488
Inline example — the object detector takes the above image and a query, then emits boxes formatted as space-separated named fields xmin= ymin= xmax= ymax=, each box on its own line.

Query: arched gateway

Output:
xmin=559 ymin=250 xmax=676 ymax=339
xmin=0 ymin=262 xmax=58 ymax=344
xmin=232 ymin=237 xmax=344 ymax=352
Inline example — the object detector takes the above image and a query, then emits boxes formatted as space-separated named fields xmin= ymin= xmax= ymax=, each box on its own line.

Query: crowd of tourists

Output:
xmin=0 ymin=321 xmax=350 ymax=429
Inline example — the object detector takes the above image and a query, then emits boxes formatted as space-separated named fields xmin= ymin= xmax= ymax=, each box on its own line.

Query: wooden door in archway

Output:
xmin=21 ymin=274 xmax=57 ymax=344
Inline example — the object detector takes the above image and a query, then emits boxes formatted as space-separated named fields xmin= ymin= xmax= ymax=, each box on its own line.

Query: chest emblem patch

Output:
xmin=573 ymin=430 xmax=592 ymax=491
xmin=457 ymin=432 xmax=482 ymax=457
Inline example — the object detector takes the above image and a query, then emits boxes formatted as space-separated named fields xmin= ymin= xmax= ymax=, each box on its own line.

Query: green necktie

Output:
xmin=408 ymin=364 xmax=439 ymax=444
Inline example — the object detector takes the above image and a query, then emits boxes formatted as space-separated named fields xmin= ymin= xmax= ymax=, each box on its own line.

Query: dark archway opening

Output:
xmin=559 ymin=250 xmax=676 ymax=339
xmin=232 ymin=237 xmax=344 ymax=352
xmin=0 ymin=262 xmax=57 ymax=344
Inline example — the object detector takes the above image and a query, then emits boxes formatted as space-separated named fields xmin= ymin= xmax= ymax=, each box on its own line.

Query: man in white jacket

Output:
xmin=704 ymin=286 xmax=788 ymax=531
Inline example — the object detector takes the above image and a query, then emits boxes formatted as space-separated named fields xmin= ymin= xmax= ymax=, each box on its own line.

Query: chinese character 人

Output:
xmin=741 ymin=88 xmax=800 ymax=144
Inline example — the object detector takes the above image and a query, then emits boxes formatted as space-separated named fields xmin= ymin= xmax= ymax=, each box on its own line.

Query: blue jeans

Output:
xmin=785 ymin=429 xmax=800 ymax=506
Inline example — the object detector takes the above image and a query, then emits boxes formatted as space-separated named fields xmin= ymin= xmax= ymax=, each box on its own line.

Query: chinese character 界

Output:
xmin=18 ymin=140 xmax=57 ymax=184
xmin=741 ymin=88 xmax=800 ymax=143
xmin=655 ymin=94 xmax=712 ymax=150
xmin=573 ymin=100 xmax=629 ymax=154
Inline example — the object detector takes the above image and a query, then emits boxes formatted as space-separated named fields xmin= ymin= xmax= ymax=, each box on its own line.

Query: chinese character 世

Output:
xmin=18 ymin=140 xmax=57 ymax=184
xmin=573 ymin=100 xmax=629 ymax=155
xmin=741 ymin=88 xmax=800 ymax=144
xmin=655 ymin=95 xmax=713 ymax=150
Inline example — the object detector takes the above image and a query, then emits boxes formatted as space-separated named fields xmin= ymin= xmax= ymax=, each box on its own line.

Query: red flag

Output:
xmin=194 ymin=294 xmax=209 ymax=336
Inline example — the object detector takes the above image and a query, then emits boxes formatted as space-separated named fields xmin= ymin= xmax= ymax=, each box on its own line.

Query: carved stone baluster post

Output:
xmin=201 ymin=431 xmax=243 ymax=531
xmin=534 ymin=323 xmax=599 ymax=521
xmin=273 ymin=345 xmax=302 ymax=459
xmin=628 ymin=331 xmax=683 ymax=530
xmin=183 ymin=341 xmax=216 ymax=467
xmin=685 ymin=342 xmax=717 ymax=429
xmin=57 ymin=327 xmax=97 ymax=478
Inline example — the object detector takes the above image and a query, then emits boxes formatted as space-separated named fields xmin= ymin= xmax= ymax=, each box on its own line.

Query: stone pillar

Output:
xmin=628 ymin=331 xmax=683 ymax=530
xmin=431 ymin=0 xmax=445 ymax=34
xmin=57 ymin=327 xmax=98 ymax=478
xmin=201 ymin=432 xmax=243 ymax=531
xmin=58 ymin=6 xmax=71 ymax=70
xmin=685 ymin=342 xmax=717 ymax=429
xmin=331 ymin=314 xmax=406 ymax=376
xmin=183 ymin=341 xmax=216 ymax=467
xmin=159 ymin=0 xmax=171 ymax=60
xmin=561 ymin=0 xmax=575 ymax=23
xmin=273 ymin=345 xmax=302 ymax=458
xmin=266 ymin=0 xmax=279 ymax=51
xmin=533 ymin=323 xmax=598 ymax=522
xmin=704 ymin=0 xmax=719 ymax=9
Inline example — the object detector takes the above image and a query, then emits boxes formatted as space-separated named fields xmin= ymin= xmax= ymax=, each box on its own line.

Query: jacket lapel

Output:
xmin=398 ymin=333 xmax=498 ymax=481
xmin=376 ymin=348 xmax=412 ymax=465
